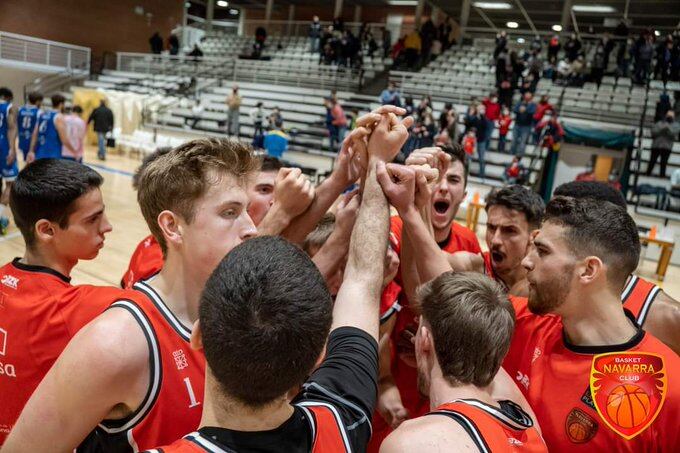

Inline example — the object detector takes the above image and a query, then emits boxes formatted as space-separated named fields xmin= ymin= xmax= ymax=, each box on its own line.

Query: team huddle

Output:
xmin=1 ymin=104 xmax=680 ymax=452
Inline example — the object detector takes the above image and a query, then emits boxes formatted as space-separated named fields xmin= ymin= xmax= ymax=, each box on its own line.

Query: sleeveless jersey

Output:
xmin=621 ymin=275 xmax=661 ymax=327
xmin=17 ymin=105 xmax=39 ymax=155
xmin=121 ymin=235 xmax=164 ymax=289
xmin=82 ymin=278 xmax=205 ymax=452
xmin=0 ymin=102 xmax=10 ymax=150
xmin=144 ymin=404 xmax=351 ymax=453
xmin=428 ymin=399 xmax=547 ymax=452
xmin=35 ymin=110 xmax=62 ymax=159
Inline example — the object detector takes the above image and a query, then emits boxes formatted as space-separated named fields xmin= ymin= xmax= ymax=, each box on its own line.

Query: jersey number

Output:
xmin=22 ymin=115 xmax=31 ymax=129
xmin=183 ymin=377 xmax=201 ymax=408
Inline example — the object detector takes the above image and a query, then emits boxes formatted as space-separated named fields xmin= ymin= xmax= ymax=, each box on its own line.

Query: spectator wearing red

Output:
xmin=533 ymin=95 xmax=554 ymax=143
xmin=463 ymin=129 xmax=477 ymax=155
xmin=497 ymin=106 xmax=512 ymax=153
xmin=536 ymin=112 xmax=565 ymax=151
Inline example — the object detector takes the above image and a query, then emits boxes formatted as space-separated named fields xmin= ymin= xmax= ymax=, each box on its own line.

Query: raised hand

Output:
xmin=376 ymin=162 xmax=416 ymax=214
xmin=273 ymin=167 xmax=315 ymax=219
xmin=367 ymin=113 xmax=414 ymax=163
xmin=334 ymin=189 xmax=361 ymax=240
xmin=334 ymin=126 xmax=371 ymax=187
xmin=405 ymin=146 xmax=450 ymax=182
xmin=413 ymin=164 xmax=438 ymax=210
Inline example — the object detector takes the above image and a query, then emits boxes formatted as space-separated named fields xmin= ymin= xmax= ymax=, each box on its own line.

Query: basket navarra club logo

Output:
xmin=589 ymin=352 xmax=667 ymax=440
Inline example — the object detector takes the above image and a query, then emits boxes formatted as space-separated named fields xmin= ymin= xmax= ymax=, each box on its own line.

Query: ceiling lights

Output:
xmin=217 ymin=0 xmax=229 ymax=7
xmin=387 ymin=0 xmax=419 ymax=5
xmin=473 ymin=2 xmax=513 ymax=9
xmin=655 ymin=30 xmax=661 ymax=36
xmin=552 ymin=24 xmax=563 ymax=32
xmin=517 ymin=38 xmax=526 ymax=43
xmin=506 ymin=21 xmax=519 ymax=29
xmin=572 ymin=5 xmax=616 ymax=13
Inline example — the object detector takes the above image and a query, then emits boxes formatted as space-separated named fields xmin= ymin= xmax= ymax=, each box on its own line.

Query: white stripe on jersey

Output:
xmin=295 ymin=401 xmax=352 ymax=451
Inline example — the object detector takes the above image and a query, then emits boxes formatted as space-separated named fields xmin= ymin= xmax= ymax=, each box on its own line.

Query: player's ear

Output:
xmin=190 ymin=320 xmax=203 ymax=350
xmin=34 ymin=219 xmax=57 ymax=242
xmin=416 ymin=324 xmax=433 ymax=356
xmin=157 ymin=210 xmax=183 ymax=248
xmin=579 ymin=256 xmax=603 ymax=285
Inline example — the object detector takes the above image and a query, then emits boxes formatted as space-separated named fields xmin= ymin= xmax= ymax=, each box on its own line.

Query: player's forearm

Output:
xmin=280 ymin=173 xmax=346 ymax=244
xmin=257 ymin=203 xmax=293 ymax=236
xmin=401 ymin=206 xmax=451 ymax=283
xmin=311 ymin=228 xmax=349 ymax=280
xmin=399 ymin=228 xmax=421 ymax=305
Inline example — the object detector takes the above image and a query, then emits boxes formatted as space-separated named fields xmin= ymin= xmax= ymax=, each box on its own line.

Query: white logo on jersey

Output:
xmin=531 ymin=347 xmax=542 ymax=363
xmin=515 ymin=370 xmax=530 ymax=390
xmin=0 ymin=328 xmax=6 ymax=356
xmin=173 ymin=349 xmax=188 ymax=370
xmin=508 ymin=437 xmax=524 ymax=446
xmin=0 ymin=328 xmax=16 ymax=378
xmin=1 ymin=275 xmax=18 ymax=290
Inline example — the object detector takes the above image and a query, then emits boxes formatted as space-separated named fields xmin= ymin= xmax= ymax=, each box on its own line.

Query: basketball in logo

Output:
xmin=605 ymin=384 xmax=651 ymax=429
xmin=565 ymin=407 xmax=598 ymax=444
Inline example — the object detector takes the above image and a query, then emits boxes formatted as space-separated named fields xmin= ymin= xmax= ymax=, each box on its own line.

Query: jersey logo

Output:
xmin=173 ymin=349 xmax=189 ymax=370
xmin=590 ymin=352 xmax=667 ymax=440
xmin=0 ymin=327 xmax=7 ymax=356
xmin=515 ymin=370 xmax=530 ymax=390
xmin=565 ymin=407 xmax=598 ymax=444
xmin=531 ymin=347 xmax=542 ymax=363
xmin=1 ymin=274 xmax=18 ymax=290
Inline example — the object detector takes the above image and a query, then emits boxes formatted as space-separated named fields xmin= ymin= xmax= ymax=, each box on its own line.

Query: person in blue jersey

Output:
xmin=27 ymin=94 xmax=74 ymax=162
xmin=17 ymin=92 xmax=43 ymax=161
xmin=0 ymin=87 xmax=18 ymax=234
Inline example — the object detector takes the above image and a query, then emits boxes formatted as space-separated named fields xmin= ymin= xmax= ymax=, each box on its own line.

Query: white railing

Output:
xmin=0 ymin=31 xmax=90 ymax=72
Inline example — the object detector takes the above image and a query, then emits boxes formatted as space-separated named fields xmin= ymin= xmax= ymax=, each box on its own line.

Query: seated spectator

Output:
xmin=263 ymin=120 xmax=290 ymax=158
xmin=268 ymin=106 xmax=282 ymax=129
xmin=380 ymin=82 xmax=402 ymax=106
xmin=412 ymin=112 xmax=435 ymax=149
xmin=536 ymin=112 xmax=565 ymax=151
xmin=503 ymin=155 xmax=526 ymax=184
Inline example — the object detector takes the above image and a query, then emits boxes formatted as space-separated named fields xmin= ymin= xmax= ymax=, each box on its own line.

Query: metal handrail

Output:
xmin=0 ymin=30 xmax=90 ymax=73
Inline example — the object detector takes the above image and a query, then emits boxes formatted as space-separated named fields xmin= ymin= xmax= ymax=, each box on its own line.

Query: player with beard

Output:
xmin=448 ymin=185 xmax=544 ymax=297
xmin=503 ymin=196 xmax=680 ymax=450
xmin=553 ymin=180 xmax=680 ymax=356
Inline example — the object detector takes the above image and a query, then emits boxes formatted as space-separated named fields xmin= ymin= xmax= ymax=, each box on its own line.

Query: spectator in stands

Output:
xmin=564 ymin=33 xmax=582 ymax=62
xmin=149 ymin=32 xmax=163 ymax=54
xmin=655 ymin=93 xmax=672 ymax=122
xmin=268 ymin=106 xmax=282 ymax=130
xmin=647 ymin=111 xmax=680 ymax=178
xmin=367 ymin=31 xmax=378 ymax=58
xmin=404 ymin=28 xmax=422 ymax=69
xmin=186 ymin=99 xmax=203 ymax=129
xmin=494 ymin=30 xmax=508 ymax=59
xmin=330 ymin=97 xmax=348 ymax=152
xmin=475 ymin=104 xmax=489 ymax=178
xmin=497 ymin=106 xmax=512 ymax=153
xmin=590 ymin=44 xmax=607 ymax=88
xmin=62 ymin=106 xmax=86 ymax=163
xmin=226 ymin=85 xmax=241 ymax=138
xmin=187 ymin=44 xmax=203 ymax=59
xmin=416 ymin=95 xmax=433 ymax=119
xmin=616 ymin=38 xmax=633 ymax=78
xmin=536 ymin=111 xmax=565 ymax=152
xmin=463 ymin=129 xmax=477 ymax=156
xmin=381 ymin=27 xmax=392 ymax=59
xmin=420 ymin=17 xmax=438 ymax=64
xmin=403 ymin=95 xmax=415 ymax=117
xmin=439 ymin=102 xmax=454 ymax=132
xmin=380 ymin=82 xmax=402 ymax=106
xmin=498 ymin=76 xmax=513 ymax=108
xmin=599 ymin=33 xmax=616 ymax=69
xmin=309 ymin=16 xmax=321 ymax=53
xmin=481 ymin=92 xmax=500 ymax=155
xmin=412 ymin=111 xmax=435 ymax=149
xmin=87 ymin=100 xmax=114 ymax=161
xmin=263 ymin=120 xmax=289 ymax=159
xmin=568 ymin=56 xmax=586 ymax=87
xmin=655 ymin=36 xmax=675 ymax=85
xmin=255 ymin=26 xmax=267 ymax=47
xmin=511 ymin=92 xmax=536 ymax=156
xmin=250 ymin=101 xmax=266 ymax=140
xmin=547 ymin=34 xmax=560 ymax=64
xmin=503 ymin=155 xmax=525 ymax=184
xmin=332 ymin=16 xmax=344 ymax=32
xmin=533 ymin=95 xmax=554 ymax=143
xmin=633 ymin=31 xmax=654 ymax=84
xmin=464 ymin=103 xmax=482 ymax=137
xmin=168 ymin=34 xmax=180 ymax=55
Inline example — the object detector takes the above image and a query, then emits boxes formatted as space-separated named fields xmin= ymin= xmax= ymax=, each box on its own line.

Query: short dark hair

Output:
xmin=303 ymin=213 xmax=335 ymax=255
xmin=418 ymin=271 xmax=514 ymax=388
xmin=72 ymin=105 xmax=83 ymax=114
xmin=51 ymin=94 xmax=66 ymax=108
xmin=200 ymin=236 xmax=333 ymax=407
xmin=553 ymin=181 xmax=626 ymax=209
xmin=438 ymin=143 xmax=469 ymax=187
xmin=132 ymin=147 xmax=173 ymax=191
xmin=10 ymin=159 xmax=103 ymax=248
xmin=260 ymin=155 xmax=282 ymax=173
xmin=544 ymin=196 xmax=640 ymax=289
xmin=486 ymin=185 xmax=545 ymax=229
xmin=28 ymin=92 xmax=43 ymax=104
xmin=0 ymin=87 xmax=13 ymax=100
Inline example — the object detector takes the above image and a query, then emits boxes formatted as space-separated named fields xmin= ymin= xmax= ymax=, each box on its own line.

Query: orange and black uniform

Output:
xmin=503 ymin=297 xmax=680 ymax=451
xmin=79 ymin=278 xmax=205 ymax=452
xmin=621 ymin=275 xmax=661 ymax=327
xmin=121 ymin=235 xmax=164 ymax=289
xmin=369 ymin=217 xmax=482 ymax=452
xmin=144 ymin=327 xmax=378 ymax=453
xmin=428 ymin=399 xmax=547 ymax=452
xmin=0 ymin=259 xmax=126 ymax=443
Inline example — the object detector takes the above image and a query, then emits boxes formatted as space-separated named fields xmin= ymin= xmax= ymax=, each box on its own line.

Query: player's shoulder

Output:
xmin=452 ymin=221 xmax=477 ymax=240
xmin=381 ymin=415 xmax=476 ymax=452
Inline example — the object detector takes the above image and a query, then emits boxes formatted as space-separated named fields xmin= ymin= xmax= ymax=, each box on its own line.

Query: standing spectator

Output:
xmin=498 ymin=77 xmax=514 ymax=108
xmin=568 ymin=55 xmax=586 ymax=87
xmin=494 ymin=30 xmax=508 ymax=59
xmin=168 ymin=34 xmax=180 ymax=55
xmin=149 ymin=32 xmax=163 ymax=54
xmin=600 ymin=33 xmax=616 ymax=69
xmin=481 ymin=92 xmax=500 ymax=156
xmin=412 ymin=111 xmax=435 ymax=149
xmin=475 ymin=104 xmax=489 ymax=178
xmin=533 ymin=95 xmax=554 ymax=142
xmin=330 ymin=97 xmax=348 ymax=150
xmin=617 ymin=38 xmax=633 ymax=78
xmin=655 ymin=37 xmax=674 ymax=85
xmin=564 ymin=33 xmax=582 ymax=62
xmin=497 ymin=106 xmax=512 ymax=153
xmin=462 ymin=129 xmax=477 ymax=156
xmin=547 ymin=34 xmax=560 ymax=64
xmin=590 ymin=44 xmax=607 ymax=88
xmin=445 ymin=107 xmax=460 ymax=144
xmin=263 ymin=120 xmax=289 ymax=158
xmin=416 ymin=95 xmax=432 ymax=119
xmin=381 ymin=27 xmax=392 ymax=59
xmin=87 ymin=100 xmax=114 ymax=161
xmin=511 ymin=92 xmax=537 ymax=156
xmin=250 ymin=101 xmax=266 ymax=138
xmin=420 ymin=17 xmax=437 ymax=64
xmin=536 ymin=111 xmax=565 ymax=152
xmin=647 ymin=111 xmax=680 ymax=178
xmin=268 ymin=106 xmax=282 ymax=129
xmin=634 ymin=31 xmax=654 ymax=84
xmin=404 ymin=28 xmax=422 ymax=69
xmin=332 ymin=16 xmax=344 ymax=32
xmin=226 ymin=84 xmax=241 ymax=138
xmin=309 ymin=16 xmax=322 ymax=53
xmin=438 ymin=102 xmax=453 ymax=132
xmin=379 ymin=81 xmax=402 ymax=106
xmin=464 ymin=104 xmax=482 ymax=136
xmin=654 ymin=93 xmax=672 ymax=122
xmin=61 ymin=106 xmax=86 ymax=163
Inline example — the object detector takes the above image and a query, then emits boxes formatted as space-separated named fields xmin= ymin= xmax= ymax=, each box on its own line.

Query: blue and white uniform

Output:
xmin=35 ymin=110 xmax=62 ymax=160
xmin=0 ymin=101 xmax=19 ymax=181
xmin=17 ymin=105 xmax=39 ymax=159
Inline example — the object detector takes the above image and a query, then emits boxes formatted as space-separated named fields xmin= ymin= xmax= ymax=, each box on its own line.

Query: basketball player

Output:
xmin=17 ymin=91 xmax=43 ymax=161
xmin=27 ymin=94 xmax=74 ymax=162
xmin=448 ymin=185 xmax=545 ymax=297
xmin=380 ymin=272 xmax=547 ymax=452
xmin=553 ymin=180 xmax=680 ymax=356
xmin=4 ymin=139 xmax=259 ymax=451
xmin=0 ymin=159 xmax=123 ymax=443
xmin=503 ymin=196 xmax=680 ymax=450
xmin=0 ymin=87 xmax=18 ymax=234
xmin=143 ymin=107 xmax=412 ymax=452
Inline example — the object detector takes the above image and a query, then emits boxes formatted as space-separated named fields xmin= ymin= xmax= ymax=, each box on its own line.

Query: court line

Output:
xmin=86 ymin=162 xmax=134 ymax=178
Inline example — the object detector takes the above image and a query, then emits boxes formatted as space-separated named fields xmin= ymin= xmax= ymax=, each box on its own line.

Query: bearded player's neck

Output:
xmin=496 ymin=263 xmax=527 ymax=294
xmin=559 ymin=290 xmax=639 ymax=347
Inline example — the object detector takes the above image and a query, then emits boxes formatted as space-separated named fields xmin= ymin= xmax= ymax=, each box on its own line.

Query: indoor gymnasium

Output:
xmin=1 ymin=1 xmax=680 ymax=451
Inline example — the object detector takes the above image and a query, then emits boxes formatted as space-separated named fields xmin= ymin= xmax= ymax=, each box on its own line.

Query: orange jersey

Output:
xmin=428 ymin=399 xmax=547 ymax=452
xmin=82 ymin=279 xmax=206 ymax=451
xmin=369 ymin=217 xmax=482 ymax=452
xmin=0 ymin=259 xmax=126 ymax=443
xmin=621 ymin=275 xmax=661 ymax=327
xmin=121 ymin=235 xmax=164 ymax=289
xmin=503 ymin=297 xmax=680 ymax=451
